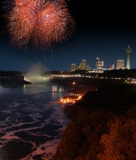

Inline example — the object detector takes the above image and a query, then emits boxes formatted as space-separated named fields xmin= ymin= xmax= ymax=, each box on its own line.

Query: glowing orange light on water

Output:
xmin=72 ymin=82 xmax=76 ymax=85
xmin=60 ymin=94 xmax=83 ymax=104
xmin=78 ymin=95 xmax=82 ymax=100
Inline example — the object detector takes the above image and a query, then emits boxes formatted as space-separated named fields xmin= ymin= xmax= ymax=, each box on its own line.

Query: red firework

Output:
xmin=7 ymin=0 xmax=75 ymax=48
xmin=35 ymin=1 xmax=75 ymax=46
xmin=8 ymin=0 xmax=39 ymax=47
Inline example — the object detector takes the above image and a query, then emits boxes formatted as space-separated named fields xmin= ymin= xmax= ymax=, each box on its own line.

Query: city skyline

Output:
xmin=70 ymin=45 xmax=134 ymax=71
xmin=70 ymin=58 xmax=129 ymax=72
xmin=0 ymin=35 xmax=136 ymax=71
xmin=0 ymin=1 xmax=136 ymax=71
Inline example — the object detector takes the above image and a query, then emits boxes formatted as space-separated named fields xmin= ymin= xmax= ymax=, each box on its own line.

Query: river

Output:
xmin=0 ymin=83 xmax=69 ymax=160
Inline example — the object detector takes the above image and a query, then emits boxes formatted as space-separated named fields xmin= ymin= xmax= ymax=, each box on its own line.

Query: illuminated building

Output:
xmin=126 ymin=45 xmax=132 ymax=69
xmin=116 ymin=60 xmax=125 ymax=70
xmin=70 ymin=63 xmax=77 ymax=72
xmin=95 ymin=57 xmax=104 ymax=70
xmin=79 ymin=59 xmax=90 ymax=70
xmin=109 ymin=64 xmax=115 ymax=70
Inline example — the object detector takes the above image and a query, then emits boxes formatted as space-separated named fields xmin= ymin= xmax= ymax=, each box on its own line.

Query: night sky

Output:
xmin=0 ymin=1 xmax=136 ymax=71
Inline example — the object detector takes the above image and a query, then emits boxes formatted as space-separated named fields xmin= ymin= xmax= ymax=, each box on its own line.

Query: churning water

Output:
xmin=0 ymin=83 xmax=69 ymax=160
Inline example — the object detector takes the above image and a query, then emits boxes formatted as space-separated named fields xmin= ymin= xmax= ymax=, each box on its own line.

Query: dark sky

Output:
xmin=0 ymin=0 xmax=136 ymax=71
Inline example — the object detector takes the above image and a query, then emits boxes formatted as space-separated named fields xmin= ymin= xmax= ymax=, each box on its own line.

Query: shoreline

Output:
xmin=53 ymin=80 xmax=136 ymax=160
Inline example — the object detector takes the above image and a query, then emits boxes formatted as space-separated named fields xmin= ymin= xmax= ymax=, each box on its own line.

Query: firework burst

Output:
xmin=7 ymin=0 xmax=75 ymax=48
xmin=35 ymin=1 xmax=75 ymax=46
xmin=8 ymin=0 xmax=39 ymax=47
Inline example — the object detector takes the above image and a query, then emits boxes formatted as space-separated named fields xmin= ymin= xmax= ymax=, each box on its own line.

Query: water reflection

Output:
xmin=23 ymin=84 xmax=65 ymax=96
xmin=23 ymin=84 xmax=50 ymax=95
xmin=51 ymin=85 xmax=65 ymax=100
xmin=52 ymin=86 xmax=58 ymax=92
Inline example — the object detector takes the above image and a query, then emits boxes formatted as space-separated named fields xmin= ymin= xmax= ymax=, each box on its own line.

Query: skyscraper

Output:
xmin=79 ymin=59 xmax=90 ymax=70
xmin=70 ymin=63 xmax=77 ymax=72
xmin=116 ymin=60 xmax=125 ymax=70
xmin=95 ymin=57 xmax=104 ymax=70
xmin=109 ymin=64 xmax=115 ymax=70
xmin=126 ymin=45 xmax=132 ymax=69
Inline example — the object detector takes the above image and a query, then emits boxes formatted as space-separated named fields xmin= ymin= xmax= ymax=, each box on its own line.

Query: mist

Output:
xmin=24 ymin=63 xmax=50 ymax=84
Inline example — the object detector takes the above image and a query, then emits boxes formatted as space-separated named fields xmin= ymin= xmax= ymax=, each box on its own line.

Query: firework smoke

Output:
xmin=7 ymin=0 xmax=75 ymax=48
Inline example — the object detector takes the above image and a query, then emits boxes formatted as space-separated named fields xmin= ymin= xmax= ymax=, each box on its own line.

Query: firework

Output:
xmin=8 ymin=0 xmax=39 ymax=47
xmin=7 ymin=0 xmax=75 ymax=48
xmin=35 ymin=1 xmax=75 ymax=46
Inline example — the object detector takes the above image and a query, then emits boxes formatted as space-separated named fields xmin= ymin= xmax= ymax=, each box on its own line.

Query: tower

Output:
xmin=126 ymin=45 xmax=132 ymax=69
